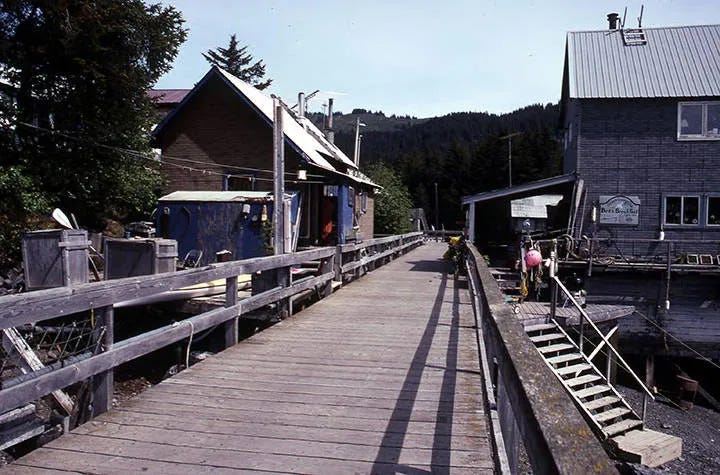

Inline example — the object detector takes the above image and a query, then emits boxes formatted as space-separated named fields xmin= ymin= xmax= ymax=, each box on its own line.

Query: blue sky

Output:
xmin=156 ymin=1 xmax=718 ymax=118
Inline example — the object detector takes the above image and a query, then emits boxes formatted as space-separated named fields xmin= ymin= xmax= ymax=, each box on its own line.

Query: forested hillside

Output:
xmin=313 ymin=103 xmax=563 ymax=228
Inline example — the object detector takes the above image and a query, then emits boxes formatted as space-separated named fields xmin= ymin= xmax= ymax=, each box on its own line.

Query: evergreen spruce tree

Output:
xmin=203 ymin=34 xmax=272 ymax=89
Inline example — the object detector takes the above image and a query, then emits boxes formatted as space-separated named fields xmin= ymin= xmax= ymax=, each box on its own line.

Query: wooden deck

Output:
xmin=8 ymin=242 xmax=494 ymax=474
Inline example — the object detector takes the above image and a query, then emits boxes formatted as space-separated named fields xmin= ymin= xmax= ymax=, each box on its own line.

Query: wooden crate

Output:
xmin=22 ymin=229 xmax=89 ymax=290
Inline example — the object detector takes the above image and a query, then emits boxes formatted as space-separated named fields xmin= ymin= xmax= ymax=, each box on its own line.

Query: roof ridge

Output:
xmin=568 ymin=23 xmax=720 ymax=35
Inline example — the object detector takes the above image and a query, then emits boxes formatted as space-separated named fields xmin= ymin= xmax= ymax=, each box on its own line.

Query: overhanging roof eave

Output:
xmin=461 ymin=173 xmax=576 ymax=205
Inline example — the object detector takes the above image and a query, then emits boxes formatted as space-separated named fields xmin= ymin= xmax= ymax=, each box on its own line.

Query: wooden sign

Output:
xmin=599 ymin=195 xmax=640 ymax=225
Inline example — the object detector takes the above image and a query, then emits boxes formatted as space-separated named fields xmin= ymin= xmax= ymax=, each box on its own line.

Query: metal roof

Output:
xmin=462 ymin=174 xmax=576 ymax=205
xmin=147 ymin=89 xmax=191 ymax=104
xmin=158 ymin=191 xmax=273 ymax=202
xmin=565 ymin=24 xmax=720 ymax=98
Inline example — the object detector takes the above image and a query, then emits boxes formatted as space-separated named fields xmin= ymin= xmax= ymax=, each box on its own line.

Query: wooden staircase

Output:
xmin=524 ymin=320 xmax=682 ymax=467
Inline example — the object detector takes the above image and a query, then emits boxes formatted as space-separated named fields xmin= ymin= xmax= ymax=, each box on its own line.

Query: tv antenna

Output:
xmin=637 ymin=4 xmax=644 ymax=28
xmin=621 ymin=7 xmax=627 ymax=29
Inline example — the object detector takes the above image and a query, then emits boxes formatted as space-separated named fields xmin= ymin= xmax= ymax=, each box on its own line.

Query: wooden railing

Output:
xmin=335 ymin=232 xmax=424 ymax=282
xmin=464 ymin=244 xmax=618 ymax=474
xmin=0 ymin=234 xmax=423 ymax=418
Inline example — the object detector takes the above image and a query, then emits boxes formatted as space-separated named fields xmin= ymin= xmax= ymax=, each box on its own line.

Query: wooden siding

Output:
xmin=570 ymin=97 xmax=720 ymax=253
xmin=157 ymin=74 xmax=301 ymax=193
xmin=9 ymin=243 xmax=494 ymax=474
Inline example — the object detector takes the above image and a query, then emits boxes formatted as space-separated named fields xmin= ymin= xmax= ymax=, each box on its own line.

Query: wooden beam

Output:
xmin=0 ymin=247 xmax=335 ymax=329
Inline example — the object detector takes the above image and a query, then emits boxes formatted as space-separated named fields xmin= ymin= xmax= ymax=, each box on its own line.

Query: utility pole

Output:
xmin=434 ymin=182 xmax=439 ymax=231
xmin=353 ymin=117 xmax=366 ymax=166
xmin=499 ymin=132 xmax=521 ymax=188
xmin=272 ymin=97 xmax=285 ymax=255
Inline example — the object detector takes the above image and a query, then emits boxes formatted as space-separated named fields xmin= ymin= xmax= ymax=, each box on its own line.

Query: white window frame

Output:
xmin=677 ymin=101 xmax=720 ymax=141
xmin=662 ymin=194 xmax=701 ymax=226
xmin=706 ymin=195 xmax=720 ymax=227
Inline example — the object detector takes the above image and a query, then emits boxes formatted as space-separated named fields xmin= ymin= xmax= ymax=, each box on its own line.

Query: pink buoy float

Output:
xmin=525 ymin=249 xmax=543 ymax=268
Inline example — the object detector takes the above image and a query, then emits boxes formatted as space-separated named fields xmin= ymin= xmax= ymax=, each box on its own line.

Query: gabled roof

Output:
xmin=564 ymin=24 xmax=720 ymax=99
xmin=152 ymin=67 xmax=373 ymax=186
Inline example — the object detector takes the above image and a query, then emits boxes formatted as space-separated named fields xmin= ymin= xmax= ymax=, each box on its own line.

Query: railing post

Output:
xmin=334 ymin=245 xmax=342 ymax=282
xmin=91 ymin=304 xmax=114 ymax=417
xmin=578 ymin=310 xmax=585 ymax=354
xmin=279 ymin=265 xmax=291 ymax=318
xmin=223 ymin=275 xmax=239 ymax=348
xmin=319 ymin=254 xmax=334 ymax=298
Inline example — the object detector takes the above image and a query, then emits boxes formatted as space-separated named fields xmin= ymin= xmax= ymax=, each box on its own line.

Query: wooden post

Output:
xmin=319 ymin=255 xmax=334 ymax=298
xmin=645 ymin=353 xmax=655 ymax=390
xmin=272 ymin=97 xmax=285 ymax=256
xmin=468 ymin=204 xmax=476 ymax=243
xmin=334 ymin=246 xmax=342 ymax=282
xmin=91 ymin=305 xmax=114 ymax=416
xmin=223 ymin=275 xmax=239 ymax=348
xmin=278 ymin=266 xmax=291 ymax=318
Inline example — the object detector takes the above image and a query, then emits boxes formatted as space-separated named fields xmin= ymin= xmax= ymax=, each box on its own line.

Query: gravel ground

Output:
xmin=618 ymin=386 xmax=720 ymax=474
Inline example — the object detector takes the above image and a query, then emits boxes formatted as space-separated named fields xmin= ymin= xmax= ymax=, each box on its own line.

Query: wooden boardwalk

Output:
xmin=9 ymin=242 xmax=494 ymax=474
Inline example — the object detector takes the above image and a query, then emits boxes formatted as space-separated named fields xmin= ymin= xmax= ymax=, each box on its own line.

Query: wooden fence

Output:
xmin=0 ymin=232 xmax=423 ymax=418
xmin=464 ymin=243 xmax=618 ymax=474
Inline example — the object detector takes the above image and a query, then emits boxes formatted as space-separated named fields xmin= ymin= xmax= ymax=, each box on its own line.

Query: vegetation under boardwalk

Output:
xmin=9 ymin=243 xmax=493 ymax=474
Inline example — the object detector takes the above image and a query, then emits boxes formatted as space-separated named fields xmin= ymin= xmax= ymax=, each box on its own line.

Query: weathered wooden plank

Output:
xmin=112 ymin=400 xmax=486 ymax=437
xmin=0 ymin=247 xmax=335 ymax=328
xmin=77 ymin=414 xmax=487 ymax=452
xmin=9 ymin=243 xmax=495 ymax=474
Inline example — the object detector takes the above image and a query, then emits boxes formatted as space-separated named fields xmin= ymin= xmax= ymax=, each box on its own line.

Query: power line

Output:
xmin=5 ymin=121 xmax=328 ymax=180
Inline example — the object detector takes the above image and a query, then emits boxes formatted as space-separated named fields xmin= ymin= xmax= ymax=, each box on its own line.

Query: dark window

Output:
xmin=664 ymin=195 xmax=699 ymax=226
xmin=665 ymin=197 xmax=681 ymax=224
xmin=708 ymin=197 xmax=720 ymax=226
xmin=226 ymin=174 xmax=254 ymax=191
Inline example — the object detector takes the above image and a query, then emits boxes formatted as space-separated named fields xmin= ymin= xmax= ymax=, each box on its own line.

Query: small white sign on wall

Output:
xmin=599 ymin=195 xmax=640 ymax=225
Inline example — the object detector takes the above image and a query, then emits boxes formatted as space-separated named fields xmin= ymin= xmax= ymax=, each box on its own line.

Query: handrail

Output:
xmin=465 ymin=243 xmax=617 ymax=474
xmin=553 ymin=276 xmax=655 ymax=401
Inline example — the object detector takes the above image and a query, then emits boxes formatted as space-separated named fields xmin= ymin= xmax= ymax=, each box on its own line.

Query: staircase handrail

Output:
xmin=553 ymin=275 xmax=655 ymax=401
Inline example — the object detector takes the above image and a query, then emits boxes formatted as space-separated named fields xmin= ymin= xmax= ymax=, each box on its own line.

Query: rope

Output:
xmin=172 ymin=320 xmax=195 ymax=369
xmin=632 ymin=309 xmax=720 ymax=370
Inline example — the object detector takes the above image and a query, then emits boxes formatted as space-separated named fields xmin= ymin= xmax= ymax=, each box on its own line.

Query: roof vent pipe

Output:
xmin=298 ymin=92 xmax=305 ymax=118
xmin=326 ymin=98 xmax=335 ymax=144
xmin=607 ymin=12 xmax=620 ymax=30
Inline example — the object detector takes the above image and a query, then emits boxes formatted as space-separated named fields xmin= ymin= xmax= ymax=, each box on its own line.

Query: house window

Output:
xmin=677 ymin=102 xmax=720 ymax=140
xmin=664 ymin=195 xmax=699 ymax=225
xmin=707 ymin=197 xmax=720 ymax=226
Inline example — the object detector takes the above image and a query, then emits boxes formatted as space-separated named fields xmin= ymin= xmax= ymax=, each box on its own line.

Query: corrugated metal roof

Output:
xmin=566 ymin=24 xmax=720 ymax=98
